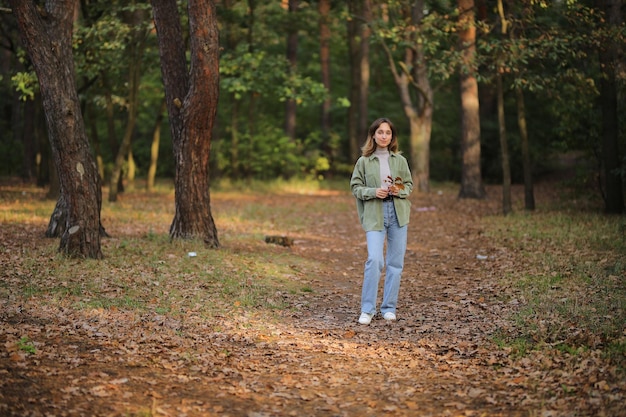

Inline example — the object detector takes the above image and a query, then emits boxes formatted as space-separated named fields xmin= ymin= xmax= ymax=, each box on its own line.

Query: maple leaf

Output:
xmin=393 ymin=176 xmax=405 ymax=190
xmin=386 ymin=175 xmax=405 ymax=192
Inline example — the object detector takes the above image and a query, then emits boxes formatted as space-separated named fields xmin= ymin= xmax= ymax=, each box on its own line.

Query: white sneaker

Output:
xmin=358 ymin=312 xmax=373 ymax=325
xmin=383 ymin=312 xmax=396 ymax=321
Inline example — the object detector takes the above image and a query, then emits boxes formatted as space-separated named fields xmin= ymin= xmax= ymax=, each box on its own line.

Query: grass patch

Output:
xmin=484 ymin=207 xmax=626 ymax=364
xmin=17 ymin=336 xmax=36 ymax=354
xmin=1 ymin=182 xmax=324 ymax=325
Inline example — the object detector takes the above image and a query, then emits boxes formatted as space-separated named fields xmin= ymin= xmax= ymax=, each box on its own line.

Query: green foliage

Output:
xmin=477 ymin=2 xmax=604 ymax=94
xmin=214 ymin=0 xmax=347 ymax=181
xmin=220 ymin=46 xmax=328 ymax=106
xmin=0 ymin=0 xmax=622 ymax=196
xmin=220 ymin=48 xmax=274 ymax=100
xmin=73 ymin=12 xmax=129 ymax=81
xmin=369 ymin=0 xmax=460 ymax=84
xmin=473 ymin=1 xmax=626 ymax=186
xmin=213 ymin=126 xmax=298 ymax=180
xmin=11 ymin=72 xmax=38 ymax=101
xmin=70 ymin=0 xmax=167 ymax=180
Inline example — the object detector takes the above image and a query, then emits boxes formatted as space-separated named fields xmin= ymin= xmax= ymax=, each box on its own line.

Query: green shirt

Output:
xmin=350 ymin=152 xmax=413 ymax=231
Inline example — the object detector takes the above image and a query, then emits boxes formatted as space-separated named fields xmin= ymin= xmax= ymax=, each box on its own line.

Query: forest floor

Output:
xmin=0 ymin=179 xmax=624 ymax=417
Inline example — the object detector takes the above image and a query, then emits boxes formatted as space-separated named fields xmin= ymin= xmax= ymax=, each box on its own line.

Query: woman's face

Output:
xmin=374 ymin=122 xmax=393 ymax=149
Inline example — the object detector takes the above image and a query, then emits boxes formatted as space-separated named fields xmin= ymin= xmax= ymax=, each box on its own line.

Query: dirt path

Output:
xmin=1 ymin=184 xmax=621 ymax=416
xmin=247 ymin=189 xmax=528 ymax=416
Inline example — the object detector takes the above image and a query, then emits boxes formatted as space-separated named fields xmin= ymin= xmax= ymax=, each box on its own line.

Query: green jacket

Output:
xmin=350 ymin=152 xmax=413 ymax=231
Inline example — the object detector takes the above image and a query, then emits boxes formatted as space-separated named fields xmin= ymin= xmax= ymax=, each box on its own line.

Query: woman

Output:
xmin=350 ymin=117 xmax=413 ymax=325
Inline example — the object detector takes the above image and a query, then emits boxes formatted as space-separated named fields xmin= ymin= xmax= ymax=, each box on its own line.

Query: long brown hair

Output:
xmin=360 ymin=117 xmax=398 ymax=157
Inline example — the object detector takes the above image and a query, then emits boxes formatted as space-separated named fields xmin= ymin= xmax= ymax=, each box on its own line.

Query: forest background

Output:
xmin=0 ymin=0 xmax=624 ymax=211
xmin=0 ymin=1 xmax=625 ymax=415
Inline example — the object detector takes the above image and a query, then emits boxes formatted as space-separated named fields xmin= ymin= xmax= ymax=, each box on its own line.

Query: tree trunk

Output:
xmin=347 ymin=0 xmax=361 ymax=161
xmin=101 ymin=73 xmax=119 ymax=177
xmin=496 ymin=72 xmax=511 ymax=214
xmin=147 ymin=99 xmax=166 ymax=192
xmin=408 ymin=112 xmax=432 ymax=193
xmin=598 ymin=0 xmax=624 ymax=214
xmin=126 ymin=149 xmax=135 ymax=192
xmin=495 ymin=0 xmax=511 ymax=213
xmin=86 ymin=101 xmax=105 ymax=181
xmin=516 ymin=86 xmax=535 ymax=210
xmin=222 ymin=0 xmax=241 ymax=179
xmin=247 ymin=0 xmax=256 ymax=49
xmin=358 ymin=0 xmax=371 ymax=145
xmin=231 ymin=96 xmax=240 ymax=176
xmin=457 ymin=0 xmax=486 ymax=199
xmin=246 ymin=0 xmax=258 ymax=141
xmin=319 ymin=0 xmax=331 ymax=142
xmin=151 ymin=0 xmax=220 ymax=247
xmin=380 ymin=0 xmax=433 ymax=193
xmin=109 ymin=7 xmax=147 ymax=202
xmin=46 ymin=162 xmax=60 ymax=200
xmin=10 ymin=0 xmax=103 ymax=259
xmin=34 ymin=96 xmax=52 ymax=188
xmin=284 ymin=0 xmax=298 ymax=142
xmin=411 ymin=25 xmax=433 ymax=194
xmin=21 ymin=98 xmax=36 ymax=180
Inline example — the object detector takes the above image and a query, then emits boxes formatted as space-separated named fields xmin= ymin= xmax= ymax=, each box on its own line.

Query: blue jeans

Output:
xmin=361 ymin=200 xmax=408 ymax=315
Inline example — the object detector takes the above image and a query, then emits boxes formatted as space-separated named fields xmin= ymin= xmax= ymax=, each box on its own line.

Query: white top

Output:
xmin=374 ymin=147 xmax=391 ymax=189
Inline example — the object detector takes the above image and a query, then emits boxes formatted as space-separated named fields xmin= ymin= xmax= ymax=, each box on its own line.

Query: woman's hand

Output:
xmin=376 ymin=187 xmax=390 ymax=199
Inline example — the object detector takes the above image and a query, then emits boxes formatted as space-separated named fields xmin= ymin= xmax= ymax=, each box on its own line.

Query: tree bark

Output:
xmin=126 ymin=149 xmax=135 ymax=192
xmin=598 ymin=0 xmax=624 ymax=214
xmin=101 ymin=73 xmax=121 ymax=191
xmin=457 ymin=0 xmax=486 ymax=199
xmin=109 ymin=7 xmax=147 ymax=202
xmin=495 ymin=0 xmax=511 ymax=214
xmin=347 ymin=0 xmax=361 ymax=161
xmin=496 ymin=72 xmax=511 ymax=214
xmin=284 ymin=0 xmax=298 ymax=142
xmin=222 ymin=0 xmax=241 ymax=178
xmin=86 ymin=101 xmax=105 ymax=181
xmin=319 ymin=0 xmax=331 ymax=142
xmin=380 ymin=0 xmax=433 ymax=193
xmin=358 ymin=0 xmax=371 ymax=146
xmin=230 ymin=98 xmax=240 ymax=176
xmin=246 ymin=0 xmax=259 ymax=142
xmin=147 ymin=99 xmax=166 ymax=192
xmin=34 ymin=95 xmax=53 ymax=189
xmin=408 ymin=110 xmax=432 ymax=193
xmin=151 ymin=0 xmax=220 ymax=247
xmin=21 ymin=98 xmax=36 ymax=180
xmin=10 ymin=0 xmax=104 ymax=259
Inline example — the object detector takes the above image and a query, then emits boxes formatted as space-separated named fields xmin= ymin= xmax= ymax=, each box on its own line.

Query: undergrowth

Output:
xmin=483 ymin=195 xmax=626 ymax=366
